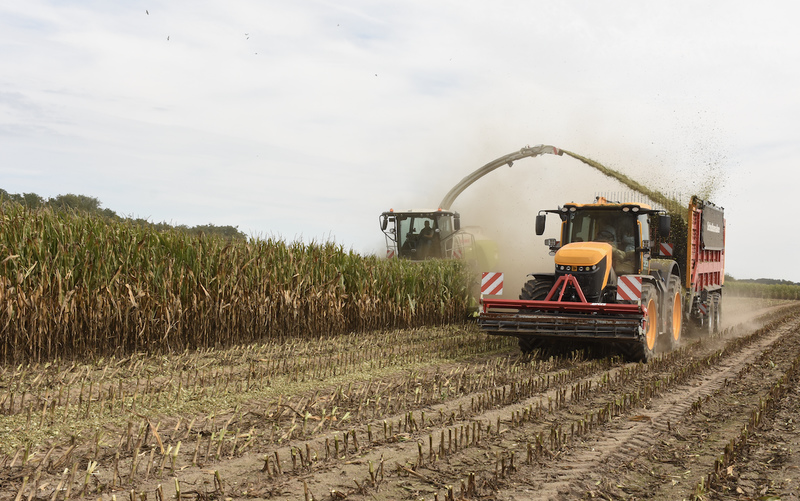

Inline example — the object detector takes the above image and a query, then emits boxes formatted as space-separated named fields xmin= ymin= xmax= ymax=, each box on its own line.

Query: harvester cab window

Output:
xmin=397 ymin=217 xmax=415 ymax=258
xmin=417 ymin=217 xmax=439 ymax=259
xmin=397 ymin=216 xmax=441 ymax=259
xmin=435 ymin=214 xmax=453 ymax=236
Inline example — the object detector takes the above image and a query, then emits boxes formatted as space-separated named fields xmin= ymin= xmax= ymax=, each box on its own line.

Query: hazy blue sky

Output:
xmin=2 ymin=1 xmax=799 ymax=282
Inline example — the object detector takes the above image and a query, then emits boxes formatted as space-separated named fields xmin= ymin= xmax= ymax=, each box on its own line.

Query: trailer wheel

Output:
xmin=706 ymin=295 xmax=717 ymax=335
xmin=517 ymin=277 xmax=554 ymax=354
xmin=664 ymin=276 xmax=683 ymax=351
xmin=709 ymin=293 xmax=721 ymax=334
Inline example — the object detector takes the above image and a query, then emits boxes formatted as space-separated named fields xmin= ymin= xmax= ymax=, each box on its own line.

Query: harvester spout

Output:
xmin=438 ymin=145 xmax=562 ymax=210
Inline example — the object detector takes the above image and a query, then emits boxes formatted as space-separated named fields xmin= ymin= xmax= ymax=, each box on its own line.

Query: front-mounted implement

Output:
xmin=480 ymin=273 xmax=658 ymax=361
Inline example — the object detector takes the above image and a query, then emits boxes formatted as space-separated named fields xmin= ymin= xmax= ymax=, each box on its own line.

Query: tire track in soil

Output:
xmin=720 ymin=381 xmax=800 ymax=499
xmin=492 ymin=306 xmax=800 ymax=501
xmin=2 ymin=300 xmax=793 ymax=501
xmin=204 ymin=303 xmax=799 ymax=501
xmin=176 ymin=353 xmax=616 ymax=500
xmin=260 ymin=303 xmax=799 ymax=501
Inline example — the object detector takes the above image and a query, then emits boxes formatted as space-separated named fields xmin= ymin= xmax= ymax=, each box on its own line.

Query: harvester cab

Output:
xmin=379 ymin=144 xmax=563 ymax=264
xmin=380 ymin=209 xmax=464 ymax=261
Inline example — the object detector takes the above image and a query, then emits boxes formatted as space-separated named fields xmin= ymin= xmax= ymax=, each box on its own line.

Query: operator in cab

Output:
xmin=596 ymin=224 xmax=636 ymax=274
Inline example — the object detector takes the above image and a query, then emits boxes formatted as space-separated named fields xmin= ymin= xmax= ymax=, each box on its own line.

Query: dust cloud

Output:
xmin=450 ymin=152 xmax=611 ymax=299
xmin=446 ymin=147 xmax=722 ymax=300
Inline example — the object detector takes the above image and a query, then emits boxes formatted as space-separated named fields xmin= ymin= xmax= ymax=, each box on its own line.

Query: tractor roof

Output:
xmin=561 ymin=197 xmax=654 ymax=213
xmin=562 ymin=201 xmax=653 ymax=210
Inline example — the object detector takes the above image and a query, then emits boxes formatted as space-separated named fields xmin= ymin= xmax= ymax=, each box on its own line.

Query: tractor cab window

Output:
xmin=565 ymin=210 xmax=639 ymax=273
xmin=564 ymin=210 xmax=637 ymax=246
xmin=638 ymin=214 xmax=650 ymax=245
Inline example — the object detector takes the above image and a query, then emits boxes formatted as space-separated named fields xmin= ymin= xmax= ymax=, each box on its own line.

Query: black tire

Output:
xmin=710 ymin=293 xmax=721 ymax=334
xmin=520 ymin=278 xmax=554 ymax=302
xmin=706 ymin=296 xmax=716 ymax=335
xmin=663 ymin=276 xmax=683 ymax=351
xmin=517 ymin=277 xmax=554 ymax=354
xmin=629 ymin=283 xmax=659 ymax=362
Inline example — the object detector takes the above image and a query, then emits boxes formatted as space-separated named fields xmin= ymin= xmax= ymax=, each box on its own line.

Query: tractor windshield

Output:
xmin=565 ymin=209 xmax=640 ymax=273
xmin=564 ymin=209 xmax=637 ymax=245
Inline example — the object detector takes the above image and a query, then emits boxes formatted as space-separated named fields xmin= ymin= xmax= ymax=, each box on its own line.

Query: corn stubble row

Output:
xmin=404 ymin=307 xmax=800 ymax=501
xmin=0 ymin=325 xmax=518 ymax=499
xmin=0 ymin=205 xmax=473 ymax=363
xmin=687 ymin=314 xmax=800 ymax=497
xmin=263 ymin=308 xmax=800 ymax=500
xmin=3 ymin=307 xmax=797 ymax=500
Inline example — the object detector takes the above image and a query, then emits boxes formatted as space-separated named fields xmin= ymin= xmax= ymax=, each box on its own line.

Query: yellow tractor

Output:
xmin=479 ymin=196 xmax=725 ymax=361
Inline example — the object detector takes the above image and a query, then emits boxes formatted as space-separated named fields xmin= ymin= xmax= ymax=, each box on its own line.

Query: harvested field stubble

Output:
xmin=0 ymin=204 xmax=472 ymax=364
xmin=0 ymin=298 xmax=797 ymax=500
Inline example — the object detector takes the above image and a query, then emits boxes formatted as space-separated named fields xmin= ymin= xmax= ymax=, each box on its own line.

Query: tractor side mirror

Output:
xmin=380 ymin=215 xmax=388 ymax=231
xmin=658 ymin=214 xmax=671 ymax=238
xmin=454 ymin=213 xmax=461 ymax=231
xmin=535 ymin=214 xmax=546 ymax=235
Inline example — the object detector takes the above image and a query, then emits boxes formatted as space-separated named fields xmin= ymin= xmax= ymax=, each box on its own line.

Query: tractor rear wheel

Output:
xmin=663 ymin=276 xmax=683 ymax=351
xmin=517 ymin=277 xmax=554 ymax=354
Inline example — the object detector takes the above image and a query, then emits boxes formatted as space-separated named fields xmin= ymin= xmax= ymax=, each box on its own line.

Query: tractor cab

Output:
xmin=380 ymin=209 xmax=461 ymax=260
xmin=535 ymin=198 xmax=671 ymax=283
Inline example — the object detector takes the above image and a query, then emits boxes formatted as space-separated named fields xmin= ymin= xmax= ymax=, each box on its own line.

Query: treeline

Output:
xmin=0 ymin=189 xmax=245 ymax=240
xmin=724 ymin=275 xmax=800 ymax=300
xmin=731 ymin=277 xmax=800 ymax=286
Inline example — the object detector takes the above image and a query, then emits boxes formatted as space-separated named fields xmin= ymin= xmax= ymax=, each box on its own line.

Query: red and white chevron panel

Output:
xmin=616 ymin=275 xmax=642 ymax=301
xmin=386 ymin=249 xmax=395 ymax=259
xmin=481 ymin=272 xmax=504 ymax=296
xmin=699 ymin=303 xmax=708 ymax=315
xmin=659 ymin=243 xmax=674 ymax=257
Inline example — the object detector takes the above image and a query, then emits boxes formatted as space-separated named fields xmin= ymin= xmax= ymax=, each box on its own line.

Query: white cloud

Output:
xmin=1 ymin=0 xmax=800 ymax=281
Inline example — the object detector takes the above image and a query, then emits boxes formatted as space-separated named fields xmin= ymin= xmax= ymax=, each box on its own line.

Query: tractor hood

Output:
xmin=555 ymin=242 xmax=613 ymax=268
xmin=554 ymin=242 xmax=615 ymax=298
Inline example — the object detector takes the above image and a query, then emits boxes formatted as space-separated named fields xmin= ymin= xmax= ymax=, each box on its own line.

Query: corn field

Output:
xmin=0 ymin=204 xmax=473 ymax=364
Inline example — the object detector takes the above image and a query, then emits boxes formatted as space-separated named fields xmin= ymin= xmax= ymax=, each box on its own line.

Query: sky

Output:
xmin=2 ymin=1 xmax=800 ymax=283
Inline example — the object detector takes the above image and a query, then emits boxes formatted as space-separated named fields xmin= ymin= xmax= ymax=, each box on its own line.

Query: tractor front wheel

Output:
xmin=517 ymin=277 xmax=554 ymax=354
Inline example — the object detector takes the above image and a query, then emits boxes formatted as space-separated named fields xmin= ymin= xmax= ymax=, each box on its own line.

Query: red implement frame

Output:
xmin=481 ymin=274 xmax=644 ymax=316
